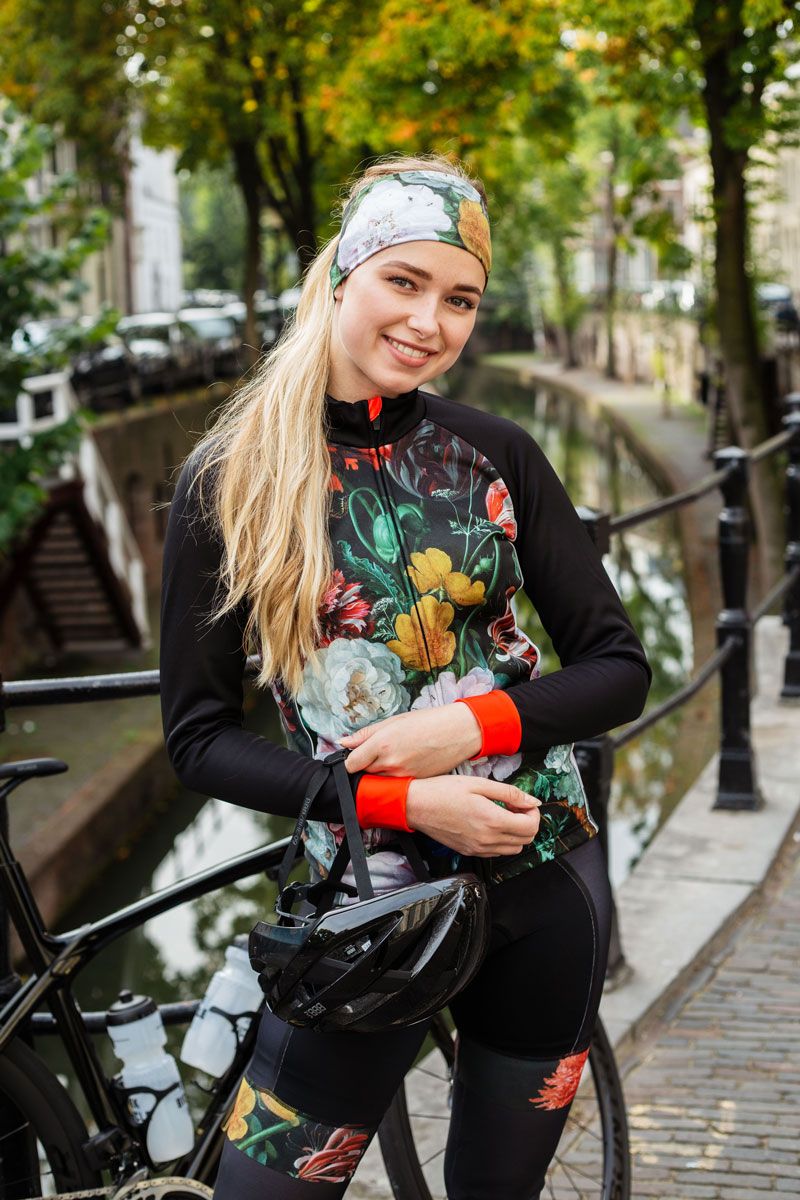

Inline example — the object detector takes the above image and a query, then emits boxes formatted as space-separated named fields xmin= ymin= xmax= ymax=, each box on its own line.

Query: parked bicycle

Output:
xmin=0 ymin=758 xmax=630 ymax=1199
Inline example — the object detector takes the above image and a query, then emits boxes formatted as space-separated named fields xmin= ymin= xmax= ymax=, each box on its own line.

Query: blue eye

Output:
xmin=386 ymin=275 xmax=476 ymax=311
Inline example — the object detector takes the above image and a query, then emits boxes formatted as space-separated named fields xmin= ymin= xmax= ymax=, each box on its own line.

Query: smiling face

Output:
xmin=327 ymin=240 xmax=486 ymax=401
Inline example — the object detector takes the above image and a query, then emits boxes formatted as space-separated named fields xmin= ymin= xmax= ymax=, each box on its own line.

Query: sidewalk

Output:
xmin=622 ymin=812 xmax=800 ymax=1196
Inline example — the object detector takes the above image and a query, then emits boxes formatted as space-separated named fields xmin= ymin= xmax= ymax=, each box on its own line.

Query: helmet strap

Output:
xmin=329 ymin=752 xmax=375 ymax=901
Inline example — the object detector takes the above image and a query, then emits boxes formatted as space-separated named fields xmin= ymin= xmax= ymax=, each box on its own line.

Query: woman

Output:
xmin=160 ymin=153 xmax=651 ymax=1198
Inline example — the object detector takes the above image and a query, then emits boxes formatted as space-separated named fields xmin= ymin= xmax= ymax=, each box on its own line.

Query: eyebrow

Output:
xmin=382 ymin=259 xmax=484 ymax=297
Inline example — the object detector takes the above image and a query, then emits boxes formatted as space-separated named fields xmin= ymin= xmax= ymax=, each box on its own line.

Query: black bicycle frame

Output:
xmin=0 ymin=776 xmax=294 ymax=1177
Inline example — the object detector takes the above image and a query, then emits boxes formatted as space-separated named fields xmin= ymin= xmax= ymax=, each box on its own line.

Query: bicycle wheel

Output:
xmin=378 ymin=1014 xmax=630 ymax=1200
xmin=0 ymin=1037 xmax=101 ymax=1198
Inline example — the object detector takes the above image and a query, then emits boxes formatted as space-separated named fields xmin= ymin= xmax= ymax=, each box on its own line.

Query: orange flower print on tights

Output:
xmin=529 ymin=1048 xmax=589 ymax=1111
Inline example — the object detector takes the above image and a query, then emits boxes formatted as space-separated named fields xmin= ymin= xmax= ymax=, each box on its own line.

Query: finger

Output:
xmin=344 ymin=743 xmax=382 ymax=773
xmin=340 ymin=727 xmax=369 ymax=746
xmin=494 ymin=810 xmax=541 ymax=838
xmin=481 ymin=780 xmax=541 ymax=810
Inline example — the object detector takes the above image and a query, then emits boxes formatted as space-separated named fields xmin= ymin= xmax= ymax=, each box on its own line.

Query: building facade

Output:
xmin=24 ymin=122 xmax=182 ymax=318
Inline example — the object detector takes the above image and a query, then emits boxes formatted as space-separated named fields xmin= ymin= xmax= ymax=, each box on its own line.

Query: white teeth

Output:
xmin=386 ymin=337 xmax=431 ymax=359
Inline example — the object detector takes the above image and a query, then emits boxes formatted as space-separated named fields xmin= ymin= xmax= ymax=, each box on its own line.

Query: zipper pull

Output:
xmin=368 ymin=394 xmax=383 ymax=434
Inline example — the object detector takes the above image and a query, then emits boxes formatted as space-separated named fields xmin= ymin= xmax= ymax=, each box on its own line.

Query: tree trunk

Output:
xmin=231 ymin=138 xmax=263 ymax=360
xmin=700 ymin=21 xmax=782 ymax=589
xmin=287 ymin=70 xmax=318 ymax=272
xmin=552 ymin=237 xmax=579 ymax=368
xmin=603 ymin=139 xmax=619 ymax=380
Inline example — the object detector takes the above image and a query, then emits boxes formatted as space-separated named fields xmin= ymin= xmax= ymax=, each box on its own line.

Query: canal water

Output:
xmin=56 ymin=365 xmax=697 ymax=1053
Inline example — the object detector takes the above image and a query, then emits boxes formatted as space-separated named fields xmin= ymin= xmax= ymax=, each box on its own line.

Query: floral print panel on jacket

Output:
xmin=272 ymin=410 xmax=598 ymax=888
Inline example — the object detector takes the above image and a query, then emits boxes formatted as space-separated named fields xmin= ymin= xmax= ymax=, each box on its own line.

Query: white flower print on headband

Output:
xmin=335 ymin=180 xmax=453 ymax=279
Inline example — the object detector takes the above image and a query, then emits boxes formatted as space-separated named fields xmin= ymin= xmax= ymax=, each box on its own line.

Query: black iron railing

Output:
xmin=2 ymin=394 xmax=800 ymax=989
xmin=571 ymin=393 xmax=800 ymax=978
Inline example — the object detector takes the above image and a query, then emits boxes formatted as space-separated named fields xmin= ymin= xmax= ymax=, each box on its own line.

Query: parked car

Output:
xmin=178 ymin=307 xmax=241 ymax=376
xmin=71 ymin=321 xmax=141 ymax=409
xmin=278 ymin=287 xmax=302 ymax=319
xmin=222 ymin=297 xmax=283 ymax=351
xmin=12 ymin=317 xmax=141 ymax=410
xmin=756 ymin=283 xmax=800 ymax=332
xmin=117 ymin=313 xmax=214 ymax=393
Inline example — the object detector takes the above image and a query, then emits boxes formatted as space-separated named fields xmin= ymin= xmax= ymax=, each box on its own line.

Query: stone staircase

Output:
xmin=1 ymin=372 xmax=149 ymax=653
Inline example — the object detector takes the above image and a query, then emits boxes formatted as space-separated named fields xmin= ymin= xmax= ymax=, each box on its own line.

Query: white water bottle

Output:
xmin=106 ymin=990 xmax=194 ymax=1164
xmin=180 ymin=935 xmax=263 ymax=1077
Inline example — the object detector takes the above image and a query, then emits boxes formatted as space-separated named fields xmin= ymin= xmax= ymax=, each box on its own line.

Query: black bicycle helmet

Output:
xmin=249 ymin=753 xmax=490 ymax=1034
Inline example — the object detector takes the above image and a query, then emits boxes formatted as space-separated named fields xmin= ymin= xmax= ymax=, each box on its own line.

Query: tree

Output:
xmin=0 ymin=0 xmax=586 ymax=353
xmin=572 ymin=1 xmax=800 ymax=573
xmin=0 ymin=100 xmax=112 ymax=556
xmin=179 ymin=164 xmax=246 ymax=293
xmin=122 ymin=0 xmax=378 ymax=346
xmin=0 ymin=0 xmax=134 ymax=200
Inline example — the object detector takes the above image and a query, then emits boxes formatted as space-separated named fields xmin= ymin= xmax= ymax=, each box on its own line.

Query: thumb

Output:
xmin=500 ymin=784 xmax=541 ymax=811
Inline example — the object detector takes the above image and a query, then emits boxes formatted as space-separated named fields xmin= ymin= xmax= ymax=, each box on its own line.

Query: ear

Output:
xmin=333 ymin=283 xmax=344 ymax=302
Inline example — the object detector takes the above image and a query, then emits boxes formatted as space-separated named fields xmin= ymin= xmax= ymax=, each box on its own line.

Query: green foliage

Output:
xmin=0 ymin=100 xmax=113 ymax=555
xmin=179 ymin=164 xmax=246 ymax=292
xmin=0 ymin=412 xmax=85 ymax=556
xmin=0 ymin=0 xmax=134 ymax=192
xmin=0 ymin=99 xmax=114 ymax=395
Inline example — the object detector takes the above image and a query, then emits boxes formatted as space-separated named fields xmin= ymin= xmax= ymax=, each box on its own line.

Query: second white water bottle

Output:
xmin=180 ymin=935 xmax=264 ymax=1077
xmin=106 ymin=990 xmax=195 ymax=1164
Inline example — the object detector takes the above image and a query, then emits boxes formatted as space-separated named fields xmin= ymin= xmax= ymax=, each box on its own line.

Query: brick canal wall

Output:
xmin=91 ymin=389 xmax=224 ymax=594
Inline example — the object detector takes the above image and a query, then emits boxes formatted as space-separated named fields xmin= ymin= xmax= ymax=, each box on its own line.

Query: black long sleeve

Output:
xmin=428 ymin=397 xmax=652 ymax=751
xmin=159 ymin=455 xmax=347 ymax=821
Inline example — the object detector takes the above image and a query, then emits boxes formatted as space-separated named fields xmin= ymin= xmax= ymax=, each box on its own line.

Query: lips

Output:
xmin=382 ymin=335 xmax=436 ymax=365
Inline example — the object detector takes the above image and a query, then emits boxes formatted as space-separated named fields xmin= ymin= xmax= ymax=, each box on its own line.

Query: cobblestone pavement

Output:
xmin=619 ymin=822 xmax=800 ymax=1197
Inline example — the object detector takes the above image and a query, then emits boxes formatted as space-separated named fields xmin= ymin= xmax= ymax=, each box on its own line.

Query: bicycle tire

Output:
xmin=0 ymin=1037 xmax=101 ymax=1198
xmin=378 ymin=1015 xmax=630 ymax=1200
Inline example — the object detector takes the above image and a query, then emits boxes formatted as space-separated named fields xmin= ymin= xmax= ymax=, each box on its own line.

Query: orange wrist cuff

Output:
xmin=355 ymin=774 xmax=414 ymax=831
xmin=456 ymin=690 xmax=522 ymax=758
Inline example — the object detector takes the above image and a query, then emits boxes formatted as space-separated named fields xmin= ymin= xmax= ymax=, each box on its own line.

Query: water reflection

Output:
xmin=449 ymin=365 xmax=695 ymax=885
xmin=58 ymin=365 xmax=700 ymax=1022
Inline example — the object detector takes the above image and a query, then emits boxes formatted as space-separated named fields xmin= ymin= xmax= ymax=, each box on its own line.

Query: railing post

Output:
xmin=576 ymin=506 xmax=629 ymax=985
xmin=576 ymin=505 xmax=611 ymax=557
xmin=0 ymin=678 xmax=19 ymax=1005
xmin=574 ymin=735 xmax=629 ymax=987
xmin=781 ymin=393 xmax=800 ymax=699
xmin=712 ymin=446 xmax=762 ymax=809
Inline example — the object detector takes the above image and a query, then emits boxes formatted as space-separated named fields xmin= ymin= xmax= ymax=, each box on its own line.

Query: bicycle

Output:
xmin=0 ymin=757 xmax=630 ymax=1199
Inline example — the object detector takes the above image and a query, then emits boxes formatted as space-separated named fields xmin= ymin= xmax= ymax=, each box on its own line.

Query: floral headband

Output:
xmin=330 ymin=169 xmax=492 ymax=291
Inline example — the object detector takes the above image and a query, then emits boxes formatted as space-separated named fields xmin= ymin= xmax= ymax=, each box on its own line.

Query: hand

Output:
xmin=340 ymin=705 xmax=483 ymax=778
xmin=405 ymin=775 xmax=541 ymax=858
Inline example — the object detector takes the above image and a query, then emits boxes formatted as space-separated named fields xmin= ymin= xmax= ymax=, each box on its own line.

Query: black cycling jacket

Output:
xmin=160 ymin=386 xmax=651 ymax=884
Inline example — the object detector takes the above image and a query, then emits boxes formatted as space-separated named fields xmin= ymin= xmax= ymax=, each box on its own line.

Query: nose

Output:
xmin=406 ymin=297 xmax=440 ymax=341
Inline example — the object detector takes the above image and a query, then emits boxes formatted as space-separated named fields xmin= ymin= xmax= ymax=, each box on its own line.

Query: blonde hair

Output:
xmin=192 ymin=152 xmax=486 ymax=696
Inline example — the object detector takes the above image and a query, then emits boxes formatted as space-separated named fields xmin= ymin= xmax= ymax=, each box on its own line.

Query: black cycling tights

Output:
xmin=214 ymin=836 xmax=611 ymax=1199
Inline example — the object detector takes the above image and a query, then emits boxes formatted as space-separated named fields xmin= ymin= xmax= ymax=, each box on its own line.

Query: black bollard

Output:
xmin=574 ymin=736 xmax=629 ymax=987
xmin=712 ymin=447 xmax=762 ymax=809
xmin=781 ymin=394 xmax=800 ymax=699
xmin=576 ymin=507 xmax=628 ymax=985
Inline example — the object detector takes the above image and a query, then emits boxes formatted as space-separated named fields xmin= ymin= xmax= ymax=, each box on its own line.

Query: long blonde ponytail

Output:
xmin=191 ymin=152 xmax=486 ymax=697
